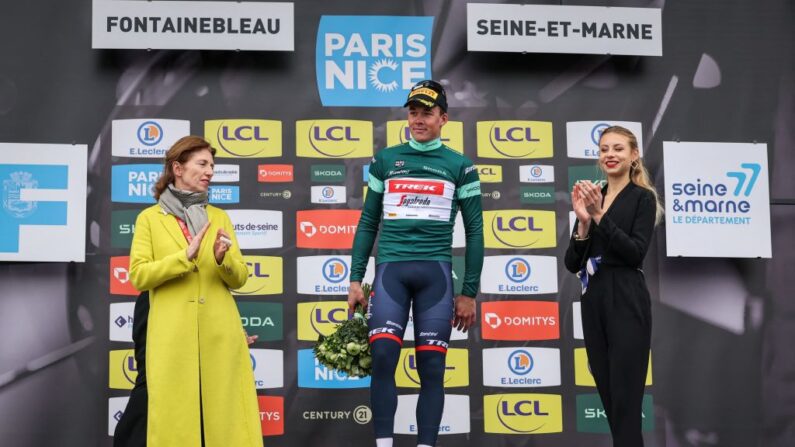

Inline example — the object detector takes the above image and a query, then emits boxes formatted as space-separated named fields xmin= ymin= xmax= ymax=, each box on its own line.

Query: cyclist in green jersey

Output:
xmin=348 ymin=80 xmax=484 ymax=447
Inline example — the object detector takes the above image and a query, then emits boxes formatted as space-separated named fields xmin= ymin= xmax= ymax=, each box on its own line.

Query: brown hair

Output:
xmin=598 ymin=126 xmax=664 ymax=225
xmin=152 ymin=136 xmax=216 ymax=200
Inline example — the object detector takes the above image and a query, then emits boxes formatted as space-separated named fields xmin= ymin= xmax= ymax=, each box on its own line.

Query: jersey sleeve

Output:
xmin=456 ymin=159 xmax=484 ymax=298
xmin=350 ymin=153 xmax=385 ymax=283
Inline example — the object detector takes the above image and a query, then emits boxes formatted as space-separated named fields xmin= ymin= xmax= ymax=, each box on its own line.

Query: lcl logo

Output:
xmin=492 ymin=127 xmax=541 ymax=143
xmin=220 ymin=125 xmax=270 ymax=142
xmin=313 ymin=126 xmax=360 ymax=142
xmin=495 ymin=216 xmax=543 ymax=232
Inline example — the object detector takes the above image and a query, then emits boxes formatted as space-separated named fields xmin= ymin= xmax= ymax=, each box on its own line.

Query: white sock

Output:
xmin=418 ymin=445 xmax=433 ymax=447
xmin=376 ymin=438 xmax=393 ymax=447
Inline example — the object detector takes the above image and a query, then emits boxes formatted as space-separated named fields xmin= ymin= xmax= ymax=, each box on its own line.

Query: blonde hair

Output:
xmin=598 ymin=126 xmax=664 ymax=225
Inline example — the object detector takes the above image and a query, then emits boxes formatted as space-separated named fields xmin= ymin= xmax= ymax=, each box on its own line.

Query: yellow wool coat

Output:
xmin=129 ymin=204 xmax=263 ymax=447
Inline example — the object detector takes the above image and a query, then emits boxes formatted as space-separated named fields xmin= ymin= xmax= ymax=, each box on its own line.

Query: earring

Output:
xmin=631 ymin=160 xmax=639 ymax=170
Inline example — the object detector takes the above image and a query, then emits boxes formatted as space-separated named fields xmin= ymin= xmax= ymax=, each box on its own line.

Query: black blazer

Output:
xmin=564 ymin=182 xmax=657 ymax=274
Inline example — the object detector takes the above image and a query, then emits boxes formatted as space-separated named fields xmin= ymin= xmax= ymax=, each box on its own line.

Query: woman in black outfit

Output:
xmin=565 ymin=126 xmax=663 ymax=447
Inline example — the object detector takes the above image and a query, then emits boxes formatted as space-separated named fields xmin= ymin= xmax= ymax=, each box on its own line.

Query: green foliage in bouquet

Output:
xmin=313 ymin=283 xmax=373 ymax=378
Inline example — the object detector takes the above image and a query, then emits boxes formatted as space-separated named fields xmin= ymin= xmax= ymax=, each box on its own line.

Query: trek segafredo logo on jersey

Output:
xmin=316 ymin=16 xmax=433 ymax=107
xmin=480 ymin=256 xmax=558 ymax=295
xmin=383 ymin=178 xmax=454 ymax=222
xmin=477 ymin=121 xmax=553 ymax=159
xmin=484 ymin=394 xmax=563 ymax=434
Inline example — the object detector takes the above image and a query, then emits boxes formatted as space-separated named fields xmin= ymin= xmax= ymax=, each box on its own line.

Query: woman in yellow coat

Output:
xmin=129 ymin=136 xmax=263 ymax=447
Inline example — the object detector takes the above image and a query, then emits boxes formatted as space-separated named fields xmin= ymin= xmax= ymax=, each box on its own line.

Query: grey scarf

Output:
xmin=158 ymin=184 xmax=209 ymax=236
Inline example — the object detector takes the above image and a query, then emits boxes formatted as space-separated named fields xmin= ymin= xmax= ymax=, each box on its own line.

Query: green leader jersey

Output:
xmin=350 ymin=137 xmax=484 ymax=298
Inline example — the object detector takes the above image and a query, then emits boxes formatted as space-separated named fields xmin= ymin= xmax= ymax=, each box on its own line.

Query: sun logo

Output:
xmin=369 ymin=59 xmax=399 ymax=92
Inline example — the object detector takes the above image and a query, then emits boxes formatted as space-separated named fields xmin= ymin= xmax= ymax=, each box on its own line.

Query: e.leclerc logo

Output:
xmin=670 ymin=163 xmax=760 ymax=225
xmin=316 ymin=16 xmax=433 ymax=106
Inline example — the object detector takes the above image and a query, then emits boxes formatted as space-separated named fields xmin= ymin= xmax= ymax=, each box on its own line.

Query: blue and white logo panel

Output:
xmin=297 ymin=349 xmax=371 ymax=389
xmin=316 ymin=16 xmax=434 ymax=107
xmin=111 ymin=164 xmax=161 ymax=203
xmin=209 ymin=185 xmax=240 ymax=204
xmin=0 ymin=143 xmax=87 ymax=262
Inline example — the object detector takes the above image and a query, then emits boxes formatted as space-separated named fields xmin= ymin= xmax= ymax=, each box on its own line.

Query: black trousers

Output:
xmin=582 ymin=268 xmax=652 ymax=447
xmin=113 ymin=291 xmax=149 ymax=447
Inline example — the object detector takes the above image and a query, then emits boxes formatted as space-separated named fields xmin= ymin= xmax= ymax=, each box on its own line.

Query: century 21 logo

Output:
xmin=477 ymin=121 xmax=553 ymax=159
xmin=297 ymin=301 xmax=350 ymax=341
xmin=204 ymin=120 xmax=282 ymax=158
xmin=296 ymin=120 xmax=373 ymax=158
xmin=231 ymin=256 xmax=283 ymax=296
xmin=483 ymin=210 xmax=557 ymax=249
xmin=484 ymin=394 xmax=562 ymax=434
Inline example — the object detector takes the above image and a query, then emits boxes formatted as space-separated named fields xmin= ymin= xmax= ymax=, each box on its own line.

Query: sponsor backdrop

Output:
xmin=0 ymin=1 xmax=792 ymax=447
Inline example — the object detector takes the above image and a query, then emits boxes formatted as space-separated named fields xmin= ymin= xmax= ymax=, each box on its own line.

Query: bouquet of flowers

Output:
xmin=313 ymin=283 xmax=372 ymax=378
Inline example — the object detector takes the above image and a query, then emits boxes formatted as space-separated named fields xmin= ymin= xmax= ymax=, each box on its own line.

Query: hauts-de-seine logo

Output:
xmin=316 ymin=16 xmax=433 ymax=106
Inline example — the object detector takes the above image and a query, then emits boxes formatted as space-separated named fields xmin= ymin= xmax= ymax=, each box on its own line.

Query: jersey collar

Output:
xmin=408 ymin=137 xmax=442 ymax=152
